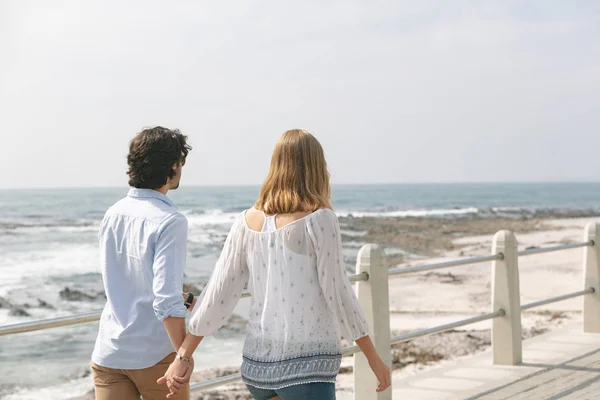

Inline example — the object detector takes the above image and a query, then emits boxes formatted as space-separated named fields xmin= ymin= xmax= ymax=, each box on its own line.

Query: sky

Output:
xmin=1 ymin=1 xmax=599 ymax=189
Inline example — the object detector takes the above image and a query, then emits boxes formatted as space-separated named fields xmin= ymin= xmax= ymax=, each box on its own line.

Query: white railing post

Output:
xmin=491 ymin=230 xmax=522 ymax=365
xmin=354 ymin=244 xmax=392 ymax=400
xmin=583 ymin=222 xmax=600 ymax=333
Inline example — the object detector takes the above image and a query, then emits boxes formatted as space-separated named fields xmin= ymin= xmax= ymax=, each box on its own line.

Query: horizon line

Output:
xmin=3 ymin=180 xmax=600 ymax=191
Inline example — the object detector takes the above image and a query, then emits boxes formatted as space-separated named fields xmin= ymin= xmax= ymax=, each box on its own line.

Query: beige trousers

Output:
xmin=90 ymin=353 xmax=190 ymax=400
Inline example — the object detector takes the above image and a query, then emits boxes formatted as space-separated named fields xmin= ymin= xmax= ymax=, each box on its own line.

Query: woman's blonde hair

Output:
xmin=255 ymin=129 xmax=332 ymax=214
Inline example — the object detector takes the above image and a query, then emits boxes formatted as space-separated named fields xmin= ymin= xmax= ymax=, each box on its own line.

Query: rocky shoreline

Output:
xmin=340 ymin=214 xmax=569 ymax=259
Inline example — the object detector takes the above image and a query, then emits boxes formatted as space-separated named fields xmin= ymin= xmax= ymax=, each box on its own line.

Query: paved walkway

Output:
xmin=392 ymin=322 xmax=600 ymax=399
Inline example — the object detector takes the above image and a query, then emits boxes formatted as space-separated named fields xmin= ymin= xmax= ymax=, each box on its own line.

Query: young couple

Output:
xmin=90 ymin=127 xmax=391 ymax=400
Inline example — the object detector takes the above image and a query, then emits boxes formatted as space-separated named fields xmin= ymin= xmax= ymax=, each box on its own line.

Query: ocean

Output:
xmin=1 ymin=183 xmax=599 ymax=399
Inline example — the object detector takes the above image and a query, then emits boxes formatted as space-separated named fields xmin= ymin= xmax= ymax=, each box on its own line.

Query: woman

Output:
xmin=159 ymin=130 xmax=391 ymax=399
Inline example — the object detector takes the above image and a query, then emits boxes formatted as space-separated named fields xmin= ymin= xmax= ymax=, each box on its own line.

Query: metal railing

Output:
xmin=388 ymin=254 xmax=503 ymax=276
xmin=0 ymin=272 xmax=369 ymax=337
xmin=521 ymin=288 xmax=595 ymax=311
xmin=1 ymin=224 xmax=599 ymax=399
xmin=517 ymin=241 xmax=594 ymax=257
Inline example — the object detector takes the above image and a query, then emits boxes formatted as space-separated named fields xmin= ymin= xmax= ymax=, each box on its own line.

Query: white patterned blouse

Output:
xmin=188 ymin=208 xmax=369 ymax=389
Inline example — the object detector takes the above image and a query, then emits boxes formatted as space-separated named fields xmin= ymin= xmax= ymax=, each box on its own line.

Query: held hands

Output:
xmin=157 ymin=356 xmax=194 ymax=398
xmin=369 ymin=356 xmax=391 ymax=392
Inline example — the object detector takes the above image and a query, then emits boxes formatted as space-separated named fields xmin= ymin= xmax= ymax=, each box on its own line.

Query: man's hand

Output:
xmin=157 ymin=357 xmax=194 ymax=398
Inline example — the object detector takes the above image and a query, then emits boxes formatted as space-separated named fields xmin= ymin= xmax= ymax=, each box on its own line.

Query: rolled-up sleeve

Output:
xmin=152 ymin=212 xmax=188 ymax=321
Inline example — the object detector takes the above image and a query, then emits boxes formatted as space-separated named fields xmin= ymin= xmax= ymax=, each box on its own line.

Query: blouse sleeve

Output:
xmin=188 ymin=213 xmax=249 ymax=336
xmin=307 ymin=209 xmax=370 ymax=341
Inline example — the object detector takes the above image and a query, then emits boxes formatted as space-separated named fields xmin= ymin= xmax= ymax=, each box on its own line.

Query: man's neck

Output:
xmin=155 ymin=186 xmax=169 ymax=195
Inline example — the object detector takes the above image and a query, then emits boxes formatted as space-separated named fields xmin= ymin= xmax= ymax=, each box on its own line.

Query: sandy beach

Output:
xmin=120 ymin=214 xmax=600 ymax=400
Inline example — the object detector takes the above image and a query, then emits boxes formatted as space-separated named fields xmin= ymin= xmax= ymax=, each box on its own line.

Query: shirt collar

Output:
xmin=127 ymin=188 xmax=177 ymax=208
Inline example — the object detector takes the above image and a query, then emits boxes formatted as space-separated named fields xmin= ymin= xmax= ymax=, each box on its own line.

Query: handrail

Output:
xmin=521 ymin=288 xmax=595 ymax=311
xmin=0 ymin=311 xmax=102 ymax=336
xmin=0 ymin=272 xmax=370 ymax=336
xmin=517 ymin=241 xmax=594 ymax=257
xmin=390 ymin=309 xmax=505 ymax=345
xmin=190 ymin=372 xmax=242 ymax=392
xmin=388 ymin=254 xmax=503 ymax=277
xmin=387 ymin=241 xmax=593 ymax=277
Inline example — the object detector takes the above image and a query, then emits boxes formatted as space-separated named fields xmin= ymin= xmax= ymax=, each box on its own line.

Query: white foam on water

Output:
xmin=10 ymin=225 xmax=99 ymax=234
xmin=337 ymin=207 xmax=480 ymax=218
xmin=185 ymin=210 xmax=239 ymax=227
xmin=186 ymin=207 xmax=482 ymax=223
xmin=491 ymin=206 xmax=525 ymax=212
xmin=0 ymin=244 xmax=99 ymax=297
xmin=0 ymin=376 xmax=93 ymax=400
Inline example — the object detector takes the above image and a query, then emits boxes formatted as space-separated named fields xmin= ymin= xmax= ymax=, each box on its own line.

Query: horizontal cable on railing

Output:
xmin=190 ymin=372 xmax=242 ymax=392
xmin=386 ymin=241 xmax=594 ymax=278
xmin=517 ymin=241 xmax=593 ymax=257
xmin=0 ymin=272 xmax=370 ymax=336
xmin=389 ymin=310 xmax=505 ymax=345
xmin=0 ymin=311 xmax=102 ymax=337
xmin=388 ymin=254 xmax=503 ymax=277
xmin=520 ymin=288 xmax=595 ymax=311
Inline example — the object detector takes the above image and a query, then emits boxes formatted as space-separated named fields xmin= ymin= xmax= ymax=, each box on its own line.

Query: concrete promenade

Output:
xmin=391 ymin=322 xmax=600 ymax=399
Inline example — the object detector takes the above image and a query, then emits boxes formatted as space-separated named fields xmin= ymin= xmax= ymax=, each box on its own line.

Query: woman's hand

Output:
xmin=354 ymin=336 xmax=392 ymax=392
xmin=157 ymin=357 xmax=194 ymax=398
xmin=369 ymin=356 xmax=391 ymax=392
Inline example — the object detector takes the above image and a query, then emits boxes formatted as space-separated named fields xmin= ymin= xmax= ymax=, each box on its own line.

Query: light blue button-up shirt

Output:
xmin=91 ymin=188 xmax=188 ymax=369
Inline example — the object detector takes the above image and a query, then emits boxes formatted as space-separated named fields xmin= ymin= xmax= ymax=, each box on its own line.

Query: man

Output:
xmin=90 ymin=127 xmax=194 ymax=400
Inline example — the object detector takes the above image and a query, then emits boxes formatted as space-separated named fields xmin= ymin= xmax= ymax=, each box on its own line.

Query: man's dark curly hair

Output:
xmin=127 ymin=126 xmax=192 ymax=189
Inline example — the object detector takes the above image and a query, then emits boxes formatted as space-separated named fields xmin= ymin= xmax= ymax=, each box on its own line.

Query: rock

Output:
xmin=9 ymin=307 xmax=31 ymax=317
xmin=67 ymin=367 xmax=92 ymax=380
xmin=59 ymin=287 xmax=97 ymax=302
xmin=0 ymin=296 xmax=13 ymax=308
xmin=421 ymin=271 xmax=466 ymax=285
xmin=37 ymin=299 xmax=55 ymax=309
xmin=79 ymin=369 xmax=91 ymax=378
xmin=339 ymin=365 xmax=353 ymax=373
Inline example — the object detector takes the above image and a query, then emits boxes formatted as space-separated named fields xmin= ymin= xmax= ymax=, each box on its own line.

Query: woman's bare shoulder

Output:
xmin=244 ymin=208 xmax=265 ymax=232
